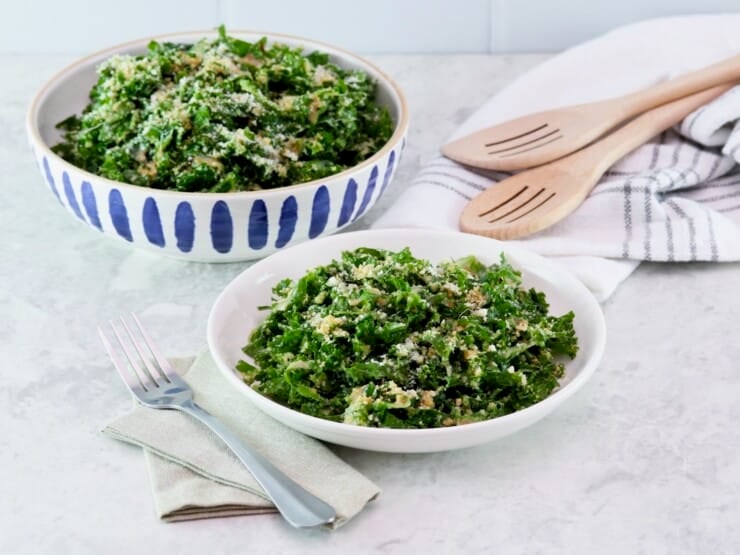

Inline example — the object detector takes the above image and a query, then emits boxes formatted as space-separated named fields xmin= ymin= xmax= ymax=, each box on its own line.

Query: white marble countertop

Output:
xmin=3 ymin=53 xmax=740 ymax=554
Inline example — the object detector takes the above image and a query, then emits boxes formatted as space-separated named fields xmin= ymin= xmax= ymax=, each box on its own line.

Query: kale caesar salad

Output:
xmin=53 ymin=27 xmax=393 ymax=192
xmin=238 ymin=247 xmax=579 ymax=429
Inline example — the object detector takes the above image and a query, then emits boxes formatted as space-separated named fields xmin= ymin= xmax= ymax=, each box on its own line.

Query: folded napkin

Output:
xmin=373 ymin=14 xmax=740 ymax=301
xmin=102 ymin=351 xmax=380 ymax=527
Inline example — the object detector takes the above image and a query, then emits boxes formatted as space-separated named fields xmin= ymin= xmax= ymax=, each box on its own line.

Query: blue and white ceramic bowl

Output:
xmin=26 ymin=31 xmax=408 ymax=262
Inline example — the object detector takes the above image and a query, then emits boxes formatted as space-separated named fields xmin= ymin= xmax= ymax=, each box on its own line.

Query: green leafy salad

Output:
xmin=53 ymin=26 xmax=393 ymax=192
xmin=238 ymin=247 xmax=579 ymax=429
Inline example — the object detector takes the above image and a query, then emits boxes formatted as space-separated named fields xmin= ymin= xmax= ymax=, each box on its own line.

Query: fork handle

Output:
xmin=177 ymin=400 xmax=337 ymax=528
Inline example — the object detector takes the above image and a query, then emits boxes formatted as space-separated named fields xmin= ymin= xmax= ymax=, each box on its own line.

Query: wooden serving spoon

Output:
xmin=459 ymin=84 xmax=732 ymax=240
xmin=443 ymin=54 xmax=740 ymax=171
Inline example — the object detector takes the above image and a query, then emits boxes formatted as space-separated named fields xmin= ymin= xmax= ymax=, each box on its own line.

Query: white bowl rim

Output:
xmin=26 ymin=28 xmax=409 ymax=200
xmin=207 ymin=228 xmax=607 ymax=441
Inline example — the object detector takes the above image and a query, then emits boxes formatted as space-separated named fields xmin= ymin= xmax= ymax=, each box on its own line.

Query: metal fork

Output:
xmin=98 ymin=313 xmax=336 ymax=529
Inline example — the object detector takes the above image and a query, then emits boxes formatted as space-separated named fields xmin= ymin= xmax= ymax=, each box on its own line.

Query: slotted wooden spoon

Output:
xmin=459 ymin=84 xmax=732 ymax=240
xmin=443 ymin=54 xmax=740 ymax=171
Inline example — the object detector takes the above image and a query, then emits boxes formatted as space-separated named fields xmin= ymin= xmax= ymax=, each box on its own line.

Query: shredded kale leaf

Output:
xmin=238 ymin=247 xmax=579 ymax=429
xmin=52 ymin=26 xmax=393 ymax=192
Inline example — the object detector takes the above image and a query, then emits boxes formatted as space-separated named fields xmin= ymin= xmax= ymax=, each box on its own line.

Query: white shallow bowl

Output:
xmin=26 ymin=31 xmax=407 ymax=262
xmin=208 ymin=229 xmax=606 ymax=453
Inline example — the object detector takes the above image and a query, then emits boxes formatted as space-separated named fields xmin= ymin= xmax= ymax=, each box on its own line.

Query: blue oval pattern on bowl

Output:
xmin=337 ymin=178 xmax=358 ymax=227
xmin=175 ymin=201 xmax=195 ymax=253
xmin=308 ymin=185 xmax=331 ymax=239
xmin=211 ymin=200 xmax=233 ymax=253
xmin=108 ymin=189 xmax=133 ymax=242
xmin=41 ymin=147 xmax=400 ymax=259
xmin=276 ymin=195 xmax=298 ymax=249
xmin=81 ymin=181 xmax=102 ymax=230
xmin=379 ymin=150 xmax=396 ymax=197
xmin=63 ymin=171 xmax=85 ymax=222
xmin=143 ymin=197 xmax=165 ymax=247
xmin=248 ymin=199 xmax=268 ymax=249
xmin=43 ymin=157 xmax=61 ymax=203
xmin=355 ymin=165 xmax=379 ymax=219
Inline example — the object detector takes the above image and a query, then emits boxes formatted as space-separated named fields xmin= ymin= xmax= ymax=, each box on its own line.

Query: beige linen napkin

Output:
xmin=102 ymin=351 xmax=380 ymax=528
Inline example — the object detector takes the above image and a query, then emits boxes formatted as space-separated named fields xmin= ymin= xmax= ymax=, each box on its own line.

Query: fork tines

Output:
xmin=98 ymin=314 xmax=175 ymax=392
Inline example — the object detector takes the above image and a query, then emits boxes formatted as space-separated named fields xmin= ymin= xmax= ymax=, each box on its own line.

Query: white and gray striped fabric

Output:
xmin=372 ymin=15 xmax=740 ymax=300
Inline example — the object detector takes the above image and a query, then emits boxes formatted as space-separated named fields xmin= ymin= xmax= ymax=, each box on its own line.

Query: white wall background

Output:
xmin=4 ymin=0 xmax=740 ymax=55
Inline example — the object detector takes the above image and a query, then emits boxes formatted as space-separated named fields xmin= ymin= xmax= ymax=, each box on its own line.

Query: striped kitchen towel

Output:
xmin=372 ymin=14 xmax=740 ymax=301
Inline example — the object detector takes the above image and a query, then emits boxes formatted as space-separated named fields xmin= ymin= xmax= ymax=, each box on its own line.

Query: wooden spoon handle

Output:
xmin=579 ymin=84 xmax=733 ymax=174
xmin=622 ymin=54 xmax=740 ymax=113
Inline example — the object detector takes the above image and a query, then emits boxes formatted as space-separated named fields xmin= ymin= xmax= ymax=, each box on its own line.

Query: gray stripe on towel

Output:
xmin=686 ymin=147 xmax=703 ymax=185
xmin=649 ymin=131 xmax=667 ymax=169
xmin=419 ymin=170 xmax=488 ymax=191
xmin=707 ymin=211 xmax=719 ymax=261
xmin=695 ymin=188 xmax=740 ymax=205
xmin=718 ymin=202 xmax=740 ymax=212
xmin=705 ymin=151 xmax=726 ymax=182
xmin=590 ymin=184 xmax=651 ymax=198
xmin=706 ymin=176 xmax=740 ymax=190
xmin=685 ymin=148 xmax=718 ymax=259
xmin=642 ymin=133 xmax=664 ymax=259
xmin=670 ymin=140 xmax=684 ymax=173
xmin=665 ymin=218 xmax=675 ymax=262
xmin=665 ymin=199 xmax=698 ymax=260
xmin=644 ymin=184 xmax=652 ymax=261
xmin=424 ymin=159 xmax=512 ymax=182
xmin=416 ymin=179 xmax=473 ymax=201
xmin=621 ymin=178 xmax=635 ymax=259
